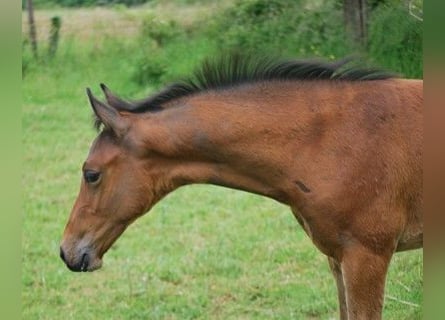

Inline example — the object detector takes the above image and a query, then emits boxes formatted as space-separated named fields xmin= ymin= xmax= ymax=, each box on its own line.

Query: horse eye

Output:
xmin=84 ymin=170 xmax=101 ymax=184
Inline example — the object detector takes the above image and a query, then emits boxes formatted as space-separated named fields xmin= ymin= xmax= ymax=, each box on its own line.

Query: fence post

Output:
xmin=26 ymin=0 xmax=38 ymax=58
xmin=48 ymin=16 xmax=61 ymax=58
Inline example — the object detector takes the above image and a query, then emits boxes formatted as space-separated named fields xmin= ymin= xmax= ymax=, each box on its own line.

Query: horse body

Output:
xmin=146 ymin=79 xmax=423 ymax=255
xmin=60 ymin=56 xmax=422 ymax=319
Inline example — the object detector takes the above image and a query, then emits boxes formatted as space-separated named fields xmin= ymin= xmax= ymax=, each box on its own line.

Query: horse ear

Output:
xmin=86 ymin=88 xmax=128 ymax=137
xmin=100 ymin=83 xmax=135 ymax=111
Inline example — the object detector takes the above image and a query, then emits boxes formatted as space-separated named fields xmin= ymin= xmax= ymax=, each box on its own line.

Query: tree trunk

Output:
xmin=27 ymin=0 xmax=38 ymax=58
xmin=343 ymin=0 xmax=368 ymax=46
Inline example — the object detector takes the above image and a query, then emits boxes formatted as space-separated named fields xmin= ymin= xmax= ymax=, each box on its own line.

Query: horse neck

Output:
xmin=140 ymin=81 xmax=343 ymax=203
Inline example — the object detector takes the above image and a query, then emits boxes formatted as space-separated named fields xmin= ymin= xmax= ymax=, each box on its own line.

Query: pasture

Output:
xmin=23 ymin=1 xmax=422 ymax=319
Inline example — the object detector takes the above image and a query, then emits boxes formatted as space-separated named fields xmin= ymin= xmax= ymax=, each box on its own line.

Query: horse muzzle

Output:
xmin=59 ymin=244 xmax=103 ymax=272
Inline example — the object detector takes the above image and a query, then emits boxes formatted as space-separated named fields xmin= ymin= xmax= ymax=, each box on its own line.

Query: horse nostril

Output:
xmin=60 ymin=247 xmax=66 ymax=263
xmin=80 ymin=253 xmax=89 ymax=272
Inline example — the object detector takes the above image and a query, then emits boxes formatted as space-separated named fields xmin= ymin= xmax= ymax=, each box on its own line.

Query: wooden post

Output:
xmin=343 ymin=0 xmax=368 ymax=46
xmin=27 ymin=0 xmax=38 ymax=58
xmin=48 ymin=16 xmax=61 ymax=58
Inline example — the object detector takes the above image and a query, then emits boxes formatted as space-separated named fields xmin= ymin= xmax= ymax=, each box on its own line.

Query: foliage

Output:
xmin=131 ymin=0 xmax=351 ymax=88
xmin=132 ymin=50 xmax=167 ymax=86
xmin=130 ymin=0 xmax=422 ymax=87
xmin=132 ymin=15 xmax=183 ymax=85
xmin=208 ymin=0 xmax=349 ymax=58
xmin=368 ymin=3 xmax=423 ymax=78
xmin=140 ymin=14 xmax=182 ymax=47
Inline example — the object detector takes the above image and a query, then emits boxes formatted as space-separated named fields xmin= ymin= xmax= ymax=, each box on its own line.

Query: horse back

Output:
xmin=288 ymin=79 xmax=423 ymax=255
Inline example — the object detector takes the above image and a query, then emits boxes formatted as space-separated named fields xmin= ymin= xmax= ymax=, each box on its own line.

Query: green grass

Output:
xmin=23 ymin=3 xmax=422 ymax=319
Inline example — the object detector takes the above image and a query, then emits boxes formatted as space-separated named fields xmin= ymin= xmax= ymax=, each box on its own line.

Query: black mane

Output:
xmin=95 ymin=54 xmax=396 ymax=128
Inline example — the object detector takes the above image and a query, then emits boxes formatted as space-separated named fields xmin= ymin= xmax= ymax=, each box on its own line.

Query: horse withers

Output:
xmin=60 ymin=55 xmax=422 ymax=319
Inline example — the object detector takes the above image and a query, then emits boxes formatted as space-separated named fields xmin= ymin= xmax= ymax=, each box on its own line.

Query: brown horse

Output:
xmin=60 ymin=55 xmax=422 ymax=319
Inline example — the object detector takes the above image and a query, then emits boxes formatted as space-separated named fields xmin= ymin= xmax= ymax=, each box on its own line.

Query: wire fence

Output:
xmin=22 ymin=8 xmax=143 ymax=43
xmin=21 ymin=1 xmax=231 ymax=43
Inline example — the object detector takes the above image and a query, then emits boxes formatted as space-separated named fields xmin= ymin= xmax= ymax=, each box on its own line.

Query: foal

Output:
xmin=60 ymin=55 xmax=423 ymax=319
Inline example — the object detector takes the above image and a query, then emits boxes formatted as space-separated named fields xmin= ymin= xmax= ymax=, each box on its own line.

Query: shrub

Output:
xmin=140 ymin=14 xmax=181 ymax=47
xmin=132 ymin=15 xmax=183 ymax=86
xmin=132 ymin=51 xmax=168 ymax=86
xmin=208 ymin=0 xmax=350 ymax=59
xmin=367 ymin=3 xmax=423 ymax=78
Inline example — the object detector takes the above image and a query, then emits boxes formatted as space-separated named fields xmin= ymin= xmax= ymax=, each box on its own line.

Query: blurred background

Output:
xmin=22 ymin=0 xmax=423 ymax=87
xmin=22 ymin=0 xmax=423 ymax=319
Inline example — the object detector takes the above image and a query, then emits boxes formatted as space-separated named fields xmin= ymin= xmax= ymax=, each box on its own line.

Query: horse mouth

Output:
xmin=79 ymin=252 xmax=103 ymax=272
xmin=64 ymin=252 xmax=91 ymax=272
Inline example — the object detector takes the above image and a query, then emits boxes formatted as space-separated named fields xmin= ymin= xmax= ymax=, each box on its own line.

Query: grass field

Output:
xmin=23 ymin=3 xmax=422 ymax=319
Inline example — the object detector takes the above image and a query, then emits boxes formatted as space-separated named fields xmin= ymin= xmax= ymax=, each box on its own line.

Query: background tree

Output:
xmin=343 ymin=0 xmax=368 ymax=45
